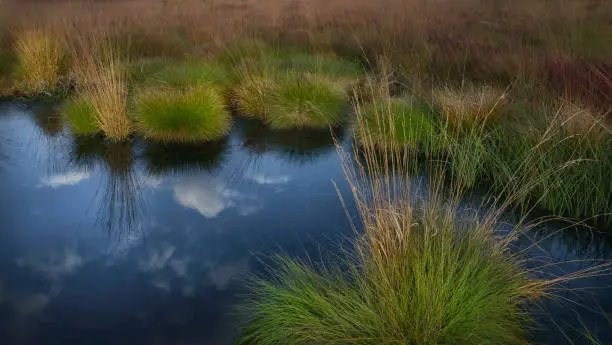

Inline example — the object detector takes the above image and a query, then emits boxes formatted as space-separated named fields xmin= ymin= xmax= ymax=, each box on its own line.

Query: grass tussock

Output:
xmin=134 ymin=85 xmax=230 ymax=143
xmin=240 ymin=217 xmax=536 ymax=345
xmin=70 ymin=35 xmax=131 ymax=141
xmin=434 ymin=85 xmax=508 ymax=130
xmin=61 ymin=96 xmax=99 ymax=135
xmin=356 ymin=96 xmax=437 ymax=151
xmin=13 ymin=30 xmax=64 ymax=94
xmin=265 ymin=73 xmax=347 ymax=130
xmin=235 ymin=75 xmax=275 ymax=119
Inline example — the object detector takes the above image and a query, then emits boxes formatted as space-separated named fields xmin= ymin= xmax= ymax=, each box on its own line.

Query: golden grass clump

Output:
xmin=14 ymin=29 xmax=64 ymax=93
xmin=71 ymin=35 xmax=132 ymax=141
xmin=235 ymin=75 xmax=275 ymax=119
xmin=435 ymin=85 xmax=508 ymax=129
xmin=554 ymin=102 xmax=610 ymax=143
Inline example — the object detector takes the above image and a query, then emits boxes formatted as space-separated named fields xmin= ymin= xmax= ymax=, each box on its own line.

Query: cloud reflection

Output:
xmin=248 ymin=173 xmax=291 ymax=185
xmin=173 ymin=175 xmax=260 ymax=218
xmin=16 ymin=248 xmax=84 ymax=279
xmin=40 ymin=171 xmax=91 ymax=188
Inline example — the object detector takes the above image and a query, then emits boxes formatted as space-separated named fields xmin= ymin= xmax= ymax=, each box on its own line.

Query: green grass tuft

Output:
xmin=235 ymin=75 xmax=275 ymax=119
xmin=357 ymin=97 xmax=438 ymax=151
xmin=265 ymin=74 xmax=347 ymax=130
xmin=61 ymin=96 xmax=100 ymax=135
xmin=239 ymin=210 xmax=534 ymax=345
xmin=134 ymin=84 xmax=231 ymax=143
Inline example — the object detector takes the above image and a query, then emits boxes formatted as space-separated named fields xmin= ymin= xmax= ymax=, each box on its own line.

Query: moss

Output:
xmin=134 ymin=84 xmax=231 ymax=142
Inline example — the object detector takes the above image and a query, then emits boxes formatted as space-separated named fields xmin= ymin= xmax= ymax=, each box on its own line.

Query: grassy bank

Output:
xmin=237 ymin=88 xmax=607 ymax=344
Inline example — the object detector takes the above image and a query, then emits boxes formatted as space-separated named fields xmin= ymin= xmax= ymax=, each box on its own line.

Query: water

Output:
xmin=0 ymin=102 xmax=611 ymax=345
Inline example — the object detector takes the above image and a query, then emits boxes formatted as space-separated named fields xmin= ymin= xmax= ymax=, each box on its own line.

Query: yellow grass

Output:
xmin=434 ymin=85 xmax=509 ymax=129
xmin=554 ymin=102 xmax=611 ymax=143
xmin=14 ymin=29 xmax=64 ymax=93
xmin=70 ymin=34 xmax=132 ymax=140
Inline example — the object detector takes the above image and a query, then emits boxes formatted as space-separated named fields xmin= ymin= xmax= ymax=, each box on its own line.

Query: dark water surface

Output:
xmin=0 ymin=102 xmax=611 ymax=345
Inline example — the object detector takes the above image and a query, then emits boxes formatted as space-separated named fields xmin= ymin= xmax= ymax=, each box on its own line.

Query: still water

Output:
xmin=0 ymin=102 xmax=611 ymax=345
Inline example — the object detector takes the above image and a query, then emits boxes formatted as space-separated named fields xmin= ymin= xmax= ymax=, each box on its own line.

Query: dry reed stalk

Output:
xmin=70 ymin=33 xmax=131 ymax=140
xmin=339 ymin=71 xmax=612 ymax=308
xmin=13 ymin=28 xmax=64 ymax=93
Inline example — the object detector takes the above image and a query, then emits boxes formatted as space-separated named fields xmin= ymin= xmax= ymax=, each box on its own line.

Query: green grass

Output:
xmin=134 ymin=84 xmax=231 ymax=143
xmin=281 ymin=53 xmax=364 ymax=86
xmin=229 ymin=48 xmax=362 ymax=124
xmin=488 ymin=122 xmax=612 ymax=221
xmin=357 ymin=97 xmax=438 ymax=151
xmin=61 ymin=96 xmax=100 ymax=135
xmin=265 ymin=73 xmax=348 ymax=130
xmin=239 ymin=207 xmax=536 ymax=345
xmin=124 ymin=57 xmax=172 ymax=85
xmin=147 ymin=59 xmax=231 ymax=89
xmin=235 ymin=75 xmax=275 ymax=119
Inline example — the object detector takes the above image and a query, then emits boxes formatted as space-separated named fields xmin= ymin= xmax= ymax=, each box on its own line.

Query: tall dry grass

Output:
xmin=13 ymin=29 xmax=64 ymax=93
xmin=69 ymin=34 xmax=132 ymax=140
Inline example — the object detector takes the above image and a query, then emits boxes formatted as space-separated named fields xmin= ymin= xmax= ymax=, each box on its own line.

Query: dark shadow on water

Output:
xmin=138 ymin=137 xmax=229 ymax=176
xmin=233 ymin=117 xmax=346 ymax=165
xmin=28 ymin=102 xmax=64 ymax=138
xmin=69 ymin=135 xmax=146 ymax=237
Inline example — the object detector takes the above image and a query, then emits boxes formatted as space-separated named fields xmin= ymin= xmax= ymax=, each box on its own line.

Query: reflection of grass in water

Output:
xmin=235 ymin=117 xmax=344 ymax=164
xmin=69 ymin=135 xmax=144 ymax=235
xmin=140 ymin=137 xmax=228 ymax=176
xmin=0 ymin=131 xmax=10 ymax=171
xmin=30 ymin=103 xmax=64 ymax=137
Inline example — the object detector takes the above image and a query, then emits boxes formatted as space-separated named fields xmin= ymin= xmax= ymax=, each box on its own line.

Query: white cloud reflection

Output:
xmin=16 ymin=248 xmax=84 ymax=279
xmin=139 ymin=243 xmax=176 ymax=272
xmin=207 ymin=257 xmax=250 ymax=290
xmin=40 ymin=171 xmax=91 ymax=188
xmin=173 ymin=175 xmax=260 ymax=218
xmin=248 ymin=173 xmax=291 ymax=185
